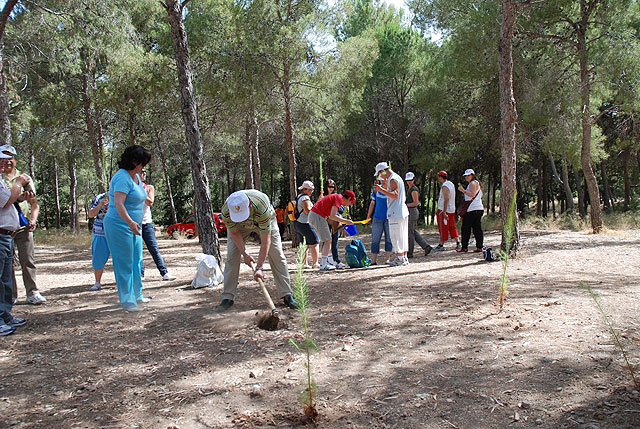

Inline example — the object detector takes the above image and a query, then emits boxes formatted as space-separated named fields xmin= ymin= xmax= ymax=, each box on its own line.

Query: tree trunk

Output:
xmin=561 ymin=156 xmax=575 ymax=213
xmin=492 ymin=173 xmax=497 ymax=214
xmin=53 ymin=157 xmax=61 ymax=229
xmin=244 ymin=108 xmax=254 ymax=189
xmin=251 ymin=115 xmax=261 ymax=191
xmin=28 ymin=151 xmax=35 ymax=180
xmin=425 ymin=174 xmax=431 ymax=224
xmin=577 ymin=0 xmax=603 ymax=232
xmin=600 ymin=161 xmax=614 ymax=210
xmin=164 ymin=0 xmax=220 ymax=260
xmin=430 ymin=177 xmax=437 ymax=225
xmin=128 ymin=107 xmax=136 ymax=146
xmin=542 ymin=160 xmax=548 ymax=217
xmin=155 ymin=136 xmax=177 ymax=225
xmin=0 ymin=1 xmax=18 ymax=146
xmin=623 ymin=148 xmax=631 ymax=209
xmin=498 ymin=0 xmax=520 ymax=252
xmin=67 ymin=150 xmax=78 ymax=233
xmin=281 ymin=61 xmax=297 ymax=201
xmin=536 ymin=165 xmax=542 ymax=216
xmin=573 ymin=167 xmax=586 ymax=218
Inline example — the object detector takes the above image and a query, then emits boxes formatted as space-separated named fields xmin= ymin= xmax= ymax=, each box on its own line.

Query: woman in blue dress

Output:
xmin=103 ymin=145 xmax=152 ymax=311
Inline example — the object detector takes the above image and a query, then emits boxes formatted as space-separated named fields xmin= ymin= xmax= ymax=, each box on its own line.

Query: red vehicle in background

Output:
xmin=167 ymin=213 xmax=226 ymax=238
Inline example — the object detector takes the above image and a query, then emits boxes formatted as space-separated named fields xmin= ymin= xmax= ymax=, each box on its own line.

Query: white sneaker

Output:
xmin=138 ymin=297 xmax=152 ymax=303
xmin=26 ymin=292 xmax=46 ymax=305
xmin=162 ymin=273 xmax=176 ymax=281
xmin=388 ymin=258 xmax=403 ymax=267
xmin=0 ymin=323 xmax=15 ymax=336
xmin=402 ymin=257 xmax=409 ymax=266
xmin=90 ymin=282 xmax=101 ymax=291
xmin=335 ymin=262 xmax=347 ymax=269
xmin=327 ymin=255 xmax=336 ymax=265
xmin=319 ymin=263 xmax=336 ymax=271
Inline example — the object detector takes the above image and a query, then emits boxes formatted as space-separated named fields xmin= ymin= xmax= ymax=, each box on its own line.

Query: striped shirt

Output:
xmin=221 ymin=190 xmax=275 ymax=234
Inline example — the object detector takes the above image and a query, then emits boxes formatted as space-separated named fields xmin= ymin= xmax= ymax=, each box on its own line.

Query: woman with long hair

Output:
xmin=457 ymin=169 xmax=484 ymax=253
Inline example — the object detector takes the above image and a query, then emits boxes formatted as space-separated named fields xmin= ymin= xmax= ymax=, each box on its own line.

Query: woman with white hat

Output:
xmin=457 ymin=169 xmax=484 ymax=253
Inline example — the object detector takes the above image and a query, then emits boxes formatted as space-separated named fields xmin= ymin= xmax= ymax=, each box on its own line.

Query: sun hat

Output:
xmin=298 ymin=180 xmax=314 ymax=190
xmin=374 ymin=162 xmax=389 ymax=176
xmin=405 ymin=172 xmax=415 ymax=181
xmin=438 ymin=170 xmax=448 ymax=178
xmin=463 ymin=168 xmax=475 ymax=176
xmin=226 ymin=191 xmax=250 ymax=223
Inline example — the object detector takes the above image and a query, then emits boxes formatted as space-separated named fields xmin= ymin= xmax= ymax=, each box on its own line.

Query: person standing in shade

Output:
xmin=405 ymin=172 xmax=432 ymax=258
xmin=457 ymin=168 xmax=484 ymax=253
xmin=0 ymin=145 xmax=44 ymax=305
xmin=0 ymin=151 xmax=31 ymax=336
xmin=140 ymin=169 xmax=176 ymax=281
xmin=292 ymin=181 xmax=319 ymax=269
xmin=366 ymin=179 xmax=392 ymax=265
xmin=308 ymin=190 xmax=355 ymax=271
xmin=103 ymin=145 xmax=152 ymax=312
xmin=433 ymin=170 xmax=461 ymax=251
xmin=374 ymin=162 xmax=409 ymax=266
xmin=88 ymin=192 xmax=110 ymax=291
xmin=216 ymin=190 xmax=298 ymax=311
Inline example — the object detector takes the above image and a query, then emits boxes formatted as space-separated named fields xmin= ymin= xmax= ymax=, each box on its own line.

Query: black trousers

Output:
xmin=461 ymin=210 xmax=484 ymax=250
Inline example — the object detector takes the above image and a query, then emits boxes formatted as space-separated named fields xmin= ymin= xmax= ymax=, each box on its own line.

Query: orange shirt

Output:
xmin=275 ymin=207 xmax=285 ymax=223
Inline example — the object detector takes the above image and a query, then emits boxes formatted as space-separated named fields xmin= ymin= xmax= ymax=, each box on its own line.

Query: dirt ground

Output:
xmin=1 ymin=227 xmax=639 ymax=429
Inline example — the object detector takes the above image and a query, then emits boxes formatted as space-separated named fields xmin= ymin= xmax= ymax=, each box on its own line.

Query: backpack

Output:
xmin=286 ymin=194 xmax=304 ymax=222
xmin=344 ymin=239 xmax=371 ymax=268
xmin=482 ymin=246 xmax=496 ymax=262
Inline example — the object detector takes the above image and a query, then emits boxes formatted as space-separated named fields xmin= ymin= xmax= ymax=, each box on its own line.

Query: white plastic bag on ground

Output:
xmin=191 ymin=253 xmax=224 ymax=289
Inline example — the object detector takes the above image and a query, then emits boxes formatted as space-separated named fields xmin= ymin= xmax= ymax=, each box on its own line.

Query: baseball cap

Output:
xmin=405 ymin=172 xmax=415 ymax=181
xmin=298 ymin=180 xmax=314 ymax=191
xmin=344 ymin=190 xmax=356 ymax=202
xmin=374 ymin=162 xmax=389 ymax=176
xmin=463 ymin=169 xmax=475 ymax=176
xmin=0 ymin=145 xmax=16 ymax=156
xmin=438 ymin=170 xmax=448 ymax=178
xmin=226 ymin=191 xmax=250 ymax=222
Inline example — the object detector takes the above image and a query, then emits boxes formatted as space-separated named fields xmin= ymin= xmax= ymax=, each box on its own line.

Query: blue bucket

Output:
xmin=344 ymin=224 xmax=358 ymax=236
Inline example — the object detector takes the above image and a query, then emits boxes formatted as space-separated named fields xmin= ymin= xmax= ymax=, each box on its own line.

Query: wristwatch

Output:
xmin=254 ymin=266 xmax=263 ymax=272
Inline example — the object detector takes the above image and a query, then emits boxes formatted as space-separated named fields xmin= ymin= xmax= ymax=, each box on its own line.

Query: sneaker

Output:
xmin=388 ymin=258 xmax=403 ymax=267
xmin=402 ymin=257 xmax=409 ymax=266
xmin=424 ymin=245 xmax=433 ymax=256
xmin=138 ymin=297 xmax=152 ymax=303
xmin=456 ymin=248 xmax=468 ymax=253
xmin=162 ymin=273 xmax=177 ymax=281
xmin=26 ymin=292 xmax=46 ymax=305
xmin=0 ymin=323 xmax=15 ymax=336
xmin=123 ymin=306 xmax=142 ymax=313
xmin=6 ymin=316 xmax=26 ymax=327
xmin=456 ymin=242 xmax=462 ymax=250
xmin=90 ymin=282 xmax=102 ymax=291
xmin=327 ymin=255 xmax=336 ymax=265
xmin=283 ymin=295 xmax=299 ymax=309
xmin=319 ymin=263 xmax=336 ymax=271
xmin=215 ymin=299 xmax=234 ymax=311
xmin=335 ymin=262 xmax=347 ymax=269
xmin=141 ymin=273 xmax=145 ymax=281
xmin=434 ymin=244 xmax=445 ymax=252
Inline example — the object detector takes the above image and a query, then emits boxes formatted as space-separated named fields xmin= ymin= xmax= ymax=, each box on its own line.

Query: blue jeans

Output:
xmin=371 ymin=218 xmax=392 ymax=254
xmin=0 ymin=234 xmax=13 ymax=322
xmin=141 ymin=222 xmax=168 ymax=276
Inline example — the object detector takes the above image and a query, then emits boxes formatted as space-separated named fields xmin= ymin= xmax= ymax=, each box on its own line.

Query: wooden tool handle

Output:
xmin=249 ymin=262 xmax=277 ymax=313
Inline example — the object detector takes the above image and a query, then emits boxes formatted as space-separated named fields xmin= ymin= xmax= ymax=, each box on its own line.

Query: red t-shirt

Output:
xmin=311 ymin=194 xmax=343 ymax=218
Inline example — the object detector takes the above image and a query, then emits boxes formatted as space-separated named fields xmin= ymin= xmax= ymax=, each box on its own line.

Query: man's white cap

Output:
xmin=374 ymin=162 xmax=389 ymax=176
xmin=226 ymin=191 xmax=250 ymax=223
xmin=298 ymin=180 xmax=314 ymax=190
xmin=405 ymin=172 xmax=415 ymax=181
xmin=0 ymin=145 xmax=16 ymax=156
xmin=463 ymin=168 xmax=475 ymax=176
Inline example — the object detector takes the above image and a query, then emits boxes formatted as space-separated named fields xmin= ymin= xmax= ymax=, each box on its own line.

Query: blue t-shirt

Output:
xmin=90 ymin=192 xmax=108 ymax=236
xmin=371 ymin=191 xmax=388 ymax=220
xmin=105 ymin=169 xmax=147 ymax=225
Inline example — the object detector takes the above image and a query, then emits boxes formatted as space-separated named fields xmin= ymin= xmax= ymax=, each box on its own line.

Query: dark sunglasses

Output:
xmin=327 ymin=185 xmax=335 ymax=188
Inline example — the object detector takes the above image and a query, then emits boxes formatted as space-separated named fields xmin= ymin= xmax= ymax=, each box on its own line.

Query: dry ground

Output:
xmin=1 ymin=227 xmax=639 ymax=429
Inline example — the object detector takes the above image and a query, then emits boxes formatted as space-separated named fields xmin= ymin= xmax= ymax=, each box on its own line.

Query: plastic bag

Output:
xmin=191 ymin=253 xmax=224 ymax=289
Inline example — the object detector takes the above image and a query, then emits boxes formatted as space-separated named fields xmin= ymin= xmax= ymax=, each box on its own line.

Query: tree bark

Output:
xmin=577 ymin=0 xmax=603 ymax=232
xmin=53 ymin=157 xmax=61 ymax=229
xmin=244 ymin=108 xmax=254 ymax=189
xmin=155 ymin=136 xmax=177 ymax=225
xmin=542 ymin=160 xmax=548 ymax=217
xmin=498 ymin=0 xmax=520 ymax=252
xmin=281 ymin=61 xmax=297 ymax=201
xmin=623 ymin=147 xmax=631 ymax=209
xmin=573 ymin=167 xmax=586 ymax=218
xmin=251 ymin=115 xmax=261 ymax=191
xmin=67 ymin=150 xmax=78 ymax=233
xmin=0 ymin=1 xmax=18 ymax=146
xmin=600 ymin=161 xmax=614 ymax=209
xmin=164 ymin=0 xmax=220 ymax=260
xmin=559 ymin=156 xmax=575 ymax=213
xmin=80 ymin=54 xmax=106 ymax=194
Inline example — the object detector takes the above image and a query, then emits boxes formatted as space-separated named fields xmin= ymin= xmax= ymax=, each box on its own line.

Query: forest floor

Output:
xmin=2 ymin=227 xmax=640 ymax=429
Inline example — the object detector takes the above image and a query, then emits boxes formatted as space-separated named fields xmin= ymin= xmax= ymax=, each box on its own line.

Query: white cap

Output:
xmin=405 ymin=172 xmax=415 ymax=181
xmin=374 ymin=162 xmax=389 ymax=176
xmin=226 ymin=191 xmax=250 ymax=223
xmin=0 ymin=145 xmax=16 ymax=156
xmin=298 ymin=180 xmax=314 ymax=190
xmin=463 ymin=168 xmax=475 ymax=176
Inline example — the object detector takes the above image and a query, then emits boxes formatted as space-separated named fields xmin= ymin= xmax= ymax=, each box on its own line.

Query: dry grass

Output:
xmin=34 ymin=228 xmax=92 ymax=247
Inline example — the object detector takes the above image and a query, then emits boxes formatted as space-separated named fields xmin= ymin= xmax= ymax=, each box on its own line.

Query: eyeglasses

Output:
xmin=327 ymin=185 xmax=335 ymax=188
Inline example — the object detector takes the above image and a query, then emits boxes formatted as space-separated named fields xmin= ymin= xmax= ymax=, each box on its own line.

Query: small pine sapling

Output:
xmin=288 ymin=242 xmax=319 ymax=421
xmin=581 ymin=282 xmax=639 ymax=389
xmin=498 ymin=190 xmax=517 ymax=310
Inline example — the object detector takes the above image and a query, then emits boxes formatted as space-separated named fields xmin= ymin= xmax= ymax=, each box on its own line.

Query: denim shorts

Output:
xmin=293 ymin=221 xmax=319 ymax=245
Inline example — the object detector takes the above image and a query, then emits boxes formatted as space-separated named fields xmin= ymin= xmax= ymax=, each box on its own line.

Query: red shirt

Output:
xmin=311 ymin=194 xmax=343 ymax=218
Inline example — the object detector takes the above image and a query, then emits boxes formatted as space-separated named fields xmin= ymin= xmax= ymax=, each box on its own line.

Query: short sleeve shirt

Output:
xmin=296 ymin=194 xmax=311 ymax=223
xmin=90 ymin=192 xmax=108 ymax=237
xmin=105 ymin=169 xmax=147 ymax=225
xmin=0 ymin=175 xmax=18 ymax=230
xmin=5 ymin=169 xmax=35 ymax=219
xmin=311 ymin=193 xmax=343 ymax=218
xmin=221 ymin=190 xmax=275 ymax=234
xmin=371 ymin=191 xmax=388 ymax=220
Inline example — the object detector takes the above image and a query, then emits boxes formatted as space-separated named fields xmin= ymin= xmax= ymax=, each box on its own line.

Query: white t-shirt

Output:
xmin=464 ymin=181 xmax=484 ymax=212
xmin=296 ymin=194 xmax=311 ymax=224
xmin=438 ymin=180 xmax=456 ymax=213
xmin=142 ymin=184 xmax=152 ymax=224
xmin=386 ymin=172 xmax=409 ymax=219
